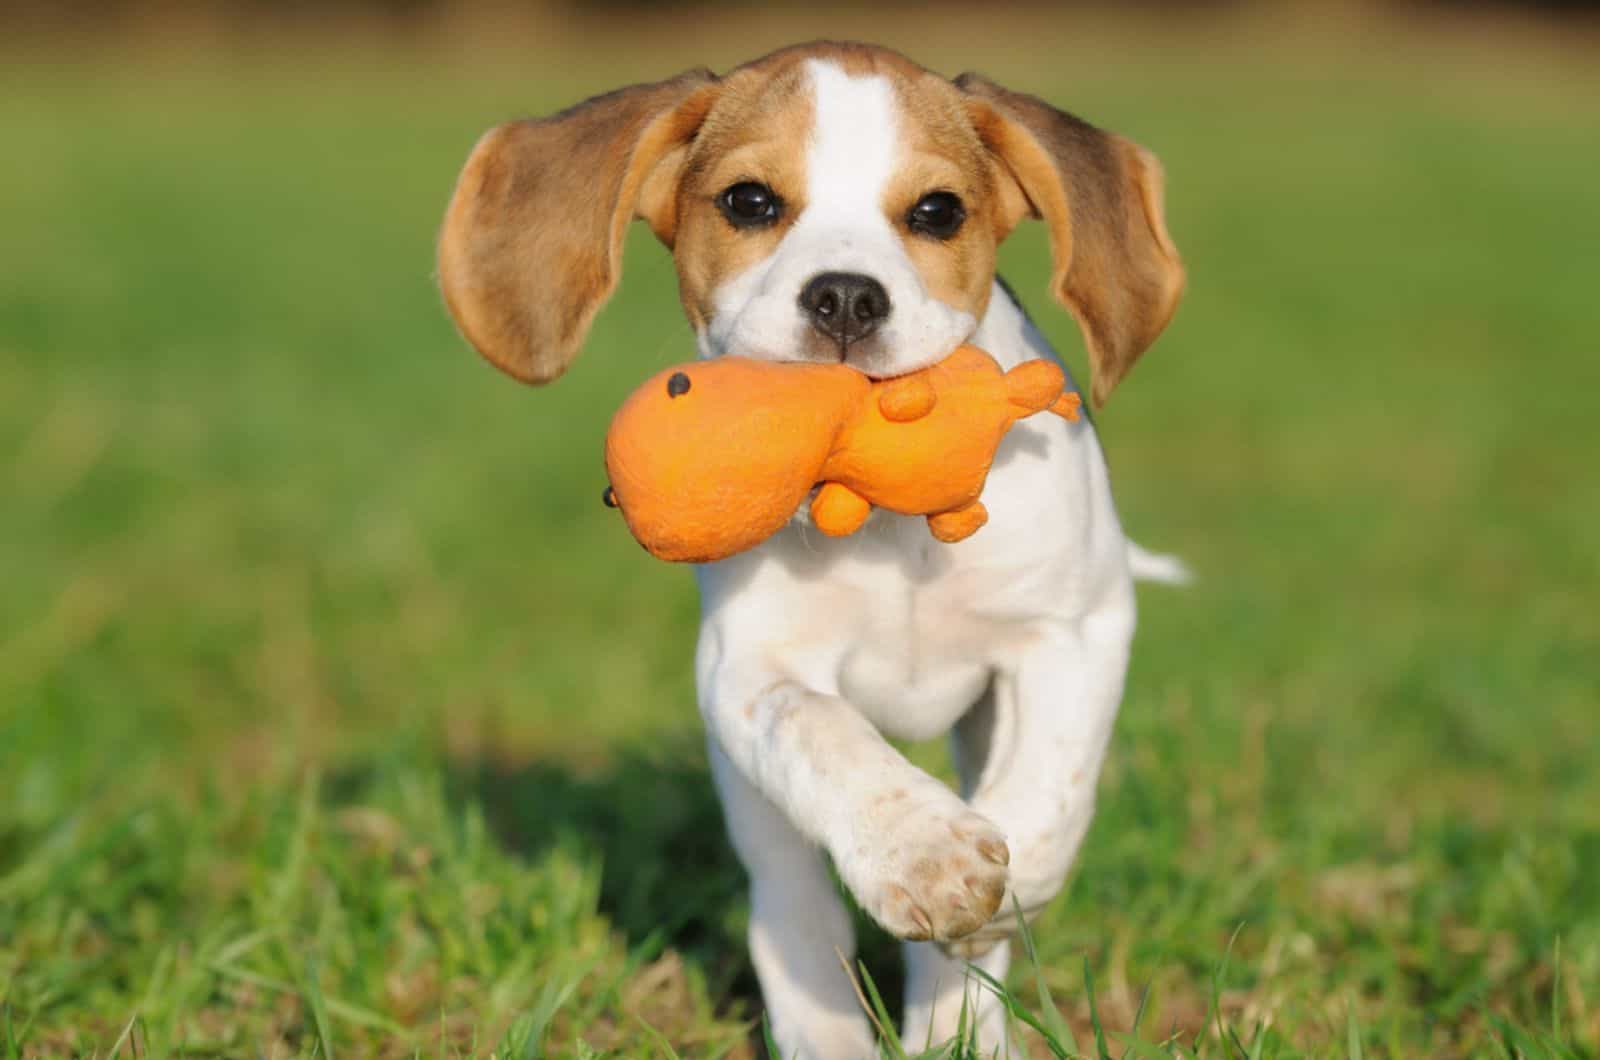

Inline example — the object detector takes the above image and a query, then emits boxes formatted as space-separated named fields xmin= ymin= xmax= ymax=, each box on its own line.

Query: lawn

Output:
xmin=1 ymin=7 xmax=1597 ymax=1057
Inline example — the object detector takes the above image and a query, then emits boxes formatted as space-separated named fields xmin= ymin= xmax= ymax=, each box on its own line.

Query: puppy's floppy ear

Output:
xmin=956 ymin=73 xmax=1184 ymax=407
xmin=438 ymin=69 xmax=719 ymax=384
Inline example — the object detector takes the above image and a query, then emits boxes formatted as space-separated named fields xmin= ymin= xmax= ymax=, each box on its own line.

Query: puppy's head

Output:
xmin=439 ymin=42 xmax=1183 ymax=405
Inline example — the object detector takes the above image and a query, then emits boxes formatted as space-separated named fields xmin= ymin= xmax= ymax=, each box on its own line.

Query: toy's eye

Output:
xmin=907 ymin=191 xmax=965 ymax=239
xmin=666 ymin=371 xmax=691 ymax=397
xmin=718 ymin=182 xmax=782 ymax=228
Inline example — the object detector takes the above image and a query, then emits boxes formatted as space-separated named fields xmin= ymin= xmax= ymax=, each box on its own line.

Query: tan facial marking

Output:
xmin=670 ymin=62 xmax=815 ymax=331
xmin=883 ymin=71 xmax=1006 ymax=322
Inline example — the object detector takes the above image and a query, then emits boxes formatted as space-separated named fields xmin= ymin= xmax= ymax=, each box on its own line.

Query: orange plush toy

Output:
xmin=603 ymin=344 xmax=1081 ymax=563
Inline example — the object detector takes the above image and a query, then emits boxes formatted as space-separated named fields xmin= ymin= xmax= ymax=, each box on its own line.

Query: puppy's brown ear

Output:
xmin=438 ymin=70 xmax=719 ymax=384
xmin=956 ymin=73 xmax=1184 ymax=407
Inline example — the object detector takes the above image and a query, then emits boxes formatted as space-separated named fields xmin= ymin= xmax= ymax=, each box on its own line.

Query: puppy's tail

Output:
xmin=1126 ymin=540 xmax=1193 ymax=586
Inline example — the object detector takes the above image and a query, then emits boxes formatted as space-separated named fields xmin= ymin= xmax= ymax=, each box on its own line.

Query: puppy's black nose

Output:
xmin=798 ymin=272 xmax=890 ymax=348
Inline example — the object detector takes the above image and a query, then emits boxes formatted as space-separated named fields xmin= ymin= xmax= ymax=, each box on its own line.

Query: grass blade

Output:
xmin=762 ymin=1016 xmax=783 ymax=1060
xmin=300 ymin=956 xmax=337 ymax=1060
xmin=1207 ymin=923 xmax=1244 ymax=1057
xmin=1551 ymin=936 xmax=1562 ymax=1043
xmin=967 ymin=966 xmax=1072 ymax=1060
xmin=1013 ymin=899 xmax=1077 ymax=1055
xmin=1113 ymin=1036 xmax=1183 ymax=1060
xmin=519 ymin=964 xmax=588 ymax=1059
xmin=857 ymin=960 xmax=908 ymax=1059
xmin=1234 ymin=1019 xmax=1265 ymax=1060
xmin=105 ymin=1012 xmax=138 ymax=1059
xmin=1128 ymin=981 xmax=1152 ymax=1043
xmin=632 ymin=1013 xmax=683 ymax=1059
xmin=1083 ymin=956 xmax=1110 ymax=1060
xmin=1346 ymin=1003 xmax=1364 ymax=1060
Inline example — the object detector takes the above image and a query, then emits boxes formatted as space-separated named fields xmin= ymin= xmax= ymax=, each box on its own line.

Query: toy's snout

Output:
xmin=602 ymin=358 xmax=862 ymax=563
xmin=602 ymin=369 xmax=695 ymax=523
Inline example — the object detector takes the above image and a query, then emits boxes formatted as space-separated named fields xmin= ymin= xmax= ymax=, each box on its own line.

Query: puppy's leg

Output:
xmin=708 ymin=742 xmax=871 ymax=1059
xmin=700 ymin=671 xmax=1010 ymax=960
xmin=896 ymin=680 xmax=1018 ymax=1056
xmin=901 ymin=938 xmax=1011 ymax=1053
xmin=948 ymin=593 xmax=1137 ymax=955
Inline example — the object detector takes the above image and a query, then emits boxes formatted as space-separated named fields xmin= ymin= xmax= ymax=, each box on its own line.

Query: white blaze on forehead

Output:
xmin=699 ymin=58 xmax=977 ymax=372
xmin=804 ymin=59 xmax=898 ymax=225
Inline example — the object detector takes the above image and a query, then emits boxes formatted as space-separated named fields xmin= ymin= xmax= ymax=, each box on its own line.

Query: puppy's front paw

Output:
xmin=839 ymin=787 xmax=1010 ymax=942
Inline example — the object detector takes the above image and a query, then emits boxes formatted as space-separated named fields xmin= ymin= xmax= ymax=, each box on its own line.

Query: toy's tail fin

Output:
xmin=1048 ymin=391 xmax=1082 ymax=422
xmin=1004 ymin=360 xmax=1068 ymax=414
xmin=1005 ymin=361 xmax=1081 ymax=422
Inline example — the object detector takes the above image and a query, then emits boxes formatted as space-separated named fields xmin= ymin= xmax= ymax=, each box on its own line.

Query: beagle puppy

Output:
xmin=439 ymin=41 xmax=1185 ymax=1059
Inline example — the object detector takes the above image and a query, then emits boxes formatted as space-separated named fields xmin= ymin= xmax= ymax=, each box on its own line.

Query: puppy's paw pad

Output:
xmin=846 ymin=797 xmax=1010 ymax=943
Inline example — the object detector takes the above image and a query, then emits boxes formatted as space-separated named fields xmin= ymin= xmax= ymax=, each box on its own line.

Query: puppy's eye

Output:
xmin=717 ymin=182 xmax=782 ymax=228
xmin=907 ymin=191 xmax=965 ymax=239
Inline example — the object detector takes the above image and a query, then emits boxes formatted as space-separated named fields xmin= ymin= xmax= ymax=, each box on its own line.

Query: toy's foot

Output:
xmin=811 ymin=482 xmax=872 ymax=537
xmin=928 ymin=501 xmax=987 ymax=543
xmin=877 ymin=372 xmax=938 ymax=422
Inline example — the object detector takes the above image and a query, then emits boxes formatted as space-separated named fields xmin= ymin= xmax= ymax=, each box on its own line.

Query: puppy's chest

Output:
xmin=831 ymin=596 xmax=984 ymax=742
xmin=806 ymin=529 xmax=1046 ymax=742
xmin=712 ymin=414 xmax=1097 ymax=740
xmin=775 ymin=429 xmax=1085 ymax=740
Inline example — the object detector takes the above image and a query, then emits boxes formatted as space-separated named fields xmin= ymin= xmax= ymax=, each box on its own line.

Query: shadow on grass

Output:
xmin=444 ymin=747 xmax=756 ymax=996
xmin=440 ymin=744 xmax=913 ymax=1047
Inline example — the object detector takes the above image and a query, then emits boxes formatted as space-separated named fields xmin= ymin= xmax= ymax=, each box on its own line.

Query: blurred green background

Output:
xmin=2 ymin=3 xmax=1597 ymax=1056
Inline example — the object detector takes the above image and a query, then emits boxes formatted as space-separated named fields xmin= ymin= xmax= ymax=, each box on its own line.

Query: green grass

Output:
xmin=3 ymin=10 xmax=1599 ymax=1057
